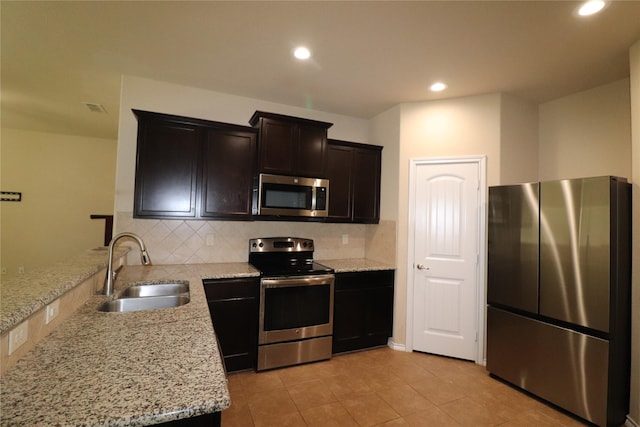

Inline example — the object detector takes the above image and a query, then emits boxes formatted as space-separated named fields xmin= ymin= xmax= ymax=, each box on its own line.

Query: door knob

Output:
xmin=416 ymin=264 xmax=430 ymax=270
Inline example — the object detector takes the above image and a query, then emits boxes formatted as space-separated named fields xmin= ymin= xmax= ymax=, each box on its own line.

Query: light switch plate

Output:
xmin=342 ymin=234 xmax=349 ymax=245
xmin=46 ymin=300 xmax=60 ymax=324
xmin=8 ymin=321 xmax=28 ymax=355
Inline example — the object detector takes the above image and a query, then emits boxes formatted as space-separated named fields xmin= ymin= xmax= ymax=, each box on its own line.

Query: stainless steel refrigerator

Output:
xmin=487 ymin=176 xmax=631 ymax=427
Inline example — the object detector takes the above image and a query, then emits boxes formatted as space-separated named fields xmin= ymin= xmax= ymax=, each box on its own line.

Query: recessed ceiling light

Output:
xmin=293 ymin=46 xmax=311 ymax=60
xmin=578 ymin=0 xmax=606 ymax=16
xmin=430 ymin=82 xmax=447 ymax=92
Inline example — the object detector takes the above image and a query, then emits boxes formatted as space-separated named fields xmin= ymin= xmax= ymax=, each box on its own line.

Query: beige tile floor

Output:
xmin=222 ymin=347 xmax=590 ymax=427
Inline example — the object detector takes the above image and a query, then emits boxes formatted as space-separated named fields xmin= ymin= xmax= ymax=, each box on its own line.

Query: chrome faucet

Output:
xmin=103 ymin=232 xmax=152 ymax=295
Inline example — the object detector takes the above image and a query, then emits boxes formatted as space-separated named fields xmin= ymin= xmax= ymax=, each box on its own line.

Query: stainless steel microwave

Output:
xmin=256 ymin=174 xmax=329 ymax=217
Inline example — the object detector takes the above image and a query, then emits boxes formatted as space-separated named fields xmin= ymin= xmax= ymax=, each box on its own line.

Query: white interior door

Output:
xmin=411 ymin=160 xmax=481 ymax=361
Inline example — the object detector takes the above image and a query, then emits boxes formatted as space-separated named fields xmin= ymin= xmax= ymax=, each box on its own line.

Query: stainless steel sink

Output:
xmin=98 ymin=295 xmax=190 ymax=313
xmin=98 ymin=281 xmax=190 ymax=313
xmin=121 ymin=282 xmax=189 ymax=297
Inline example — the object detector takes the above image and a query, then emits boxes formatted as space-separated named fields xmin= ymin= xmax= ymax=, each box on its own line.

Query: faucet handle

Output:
xmin=141 ymin=250 xmax=152 ymax=266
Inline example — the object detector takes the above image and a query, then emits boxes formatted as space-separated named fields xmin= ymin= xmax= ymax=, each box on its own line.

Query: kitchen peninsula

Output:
xmin=1 ymin=262 xmax=258 ymax=426
xmin=1 ymin=253 xmax=393 ymax=425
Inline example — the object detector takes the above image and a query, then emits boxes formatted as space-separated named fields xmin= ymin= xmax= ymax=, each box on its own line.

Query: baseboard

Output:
xmin=626 ymin=415 xmax=639 ymax=427
xmin=387 ymin=339 xmax=406 ymax=352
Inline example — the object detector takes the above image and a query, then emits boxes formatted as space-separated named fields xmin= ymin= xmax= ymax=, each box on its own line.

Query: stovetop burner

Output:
xmin=253 ymin=260 xmax=333 ymax=277
xmin=248 ymin=237 xmax=334 ymax=277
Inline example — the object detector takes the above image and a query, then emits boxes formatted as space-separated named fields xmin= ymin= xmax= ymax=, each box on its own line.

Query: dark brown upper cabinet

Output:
xmin=133 ymin=109 xmax=257 ymax=220
xmin=249 ymin=111 xmax=333 ymax=178
xmin=200 ymin=127 xmax=257 ymax=218
xmin=327 ymin=139 xmax=382 ymax=224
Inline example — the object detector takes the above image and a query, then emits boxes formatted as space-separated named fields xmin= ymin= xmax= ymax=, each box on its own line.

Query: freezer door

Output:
xmin=487 ymin=183 xmax=539 ymax=313
xmin=539 ymin=177 xmax=610 ymax=332
xmin=487 ymin=307 xmax=610 ymax=426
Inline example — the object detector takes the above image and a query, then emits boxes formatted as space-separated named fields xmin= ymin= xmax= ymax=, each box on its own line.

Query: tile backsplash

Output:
xmin=116 ymin=212 xmax=396 ymax=266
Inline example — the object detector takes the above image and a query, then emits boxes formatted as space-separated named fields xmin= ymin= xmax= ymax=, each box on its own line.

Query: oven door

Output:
xmin=259 ymin=274 xmax=334 ymax=345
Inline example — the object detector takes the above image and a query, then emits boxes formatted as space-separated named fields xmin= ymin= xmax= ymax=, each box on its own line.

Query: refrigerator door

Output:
xmin=539 ymin=177 xmax=610 ymax=332
xmin=487 ymin=183 xmax=539 ymax=313
xmin=487 ymin=307 xmax=609 ymax=427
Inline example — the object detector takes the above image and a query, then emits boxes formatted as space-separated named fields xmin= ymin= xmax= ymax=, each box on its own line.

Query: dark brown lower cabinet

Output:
xmin=160 ymin=412 xmax=220 ymax=427
xmin=332 ymin=270 xmax=395 ymax=354
xmin=203 ymin=277 xmax=259 ymax=372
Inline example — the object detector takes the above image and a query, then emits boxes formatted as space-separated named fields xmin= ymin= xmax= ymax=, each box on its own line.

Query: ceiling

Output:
xmin=2 ymin=1 xmax=640 ymax=140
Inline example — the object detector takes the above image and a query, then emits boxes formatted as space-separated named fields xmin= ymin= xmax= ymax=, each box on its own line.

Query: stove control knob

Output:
xmin=258 ymin=242 xmax=264 ymax=248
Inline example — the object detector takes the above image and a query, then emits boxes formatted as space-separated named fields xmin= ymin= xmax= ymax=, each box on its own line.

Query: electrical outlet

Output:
xmin=206 ymin=234 xmax=215 ymax=246
xmin=18 ymin=266 xmax=25 ymax=274
xmin=8 ymin=321 xmax=29 ymax=355
xmin=342 ymin=234 xmax=349 ymax=245
xmin=46 ymin=300 xmax=60 ymax=324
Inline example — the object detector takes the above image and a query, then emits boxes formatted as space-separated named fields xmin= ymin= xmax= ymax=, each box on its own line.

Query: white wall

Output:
xmin=538 ymin=79 xmax=632 ymax=181
xmin=500 ymin=94 xmax=539 ymax=184
xmin=628 ymin=39 xmax=640 ymax=427
xmin=1 ymin=128 xmax=116 ymax=276
xmin=368 ymin=105 xmax=401 ymax=221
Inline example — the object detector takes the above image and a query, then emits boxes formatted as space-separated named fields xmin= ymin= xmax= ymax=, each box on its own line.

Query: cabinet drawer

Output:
xmin=203 ymin=277 xmax=259 ymax=300
xmin=335 ymin=270 xmax=394 ymax=290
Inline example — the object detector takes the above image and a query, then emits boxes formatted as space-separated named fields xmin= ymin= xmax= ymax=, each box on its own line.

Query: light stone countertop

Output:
xmin=0 ymin=262 xmax=259 ymax=426
xmin=318 ymin=258 xmax=395 ymax=273
xmin=0 ymin=257 xmax=392 ymax=426
xmin=0 ymin=247 xmax=128 ymax=334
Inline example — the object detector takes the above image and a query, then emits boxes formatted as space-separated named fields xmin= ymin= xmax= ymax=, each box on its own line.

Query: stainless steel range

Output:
xmin=249 ymin=237 xmax=335 ymax=371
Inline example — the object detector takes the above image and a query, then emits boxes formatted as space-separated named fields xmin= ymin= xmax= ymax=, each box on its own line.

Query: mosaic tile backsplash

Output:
xmin=116 ymin=212 xmax=396 ymax=266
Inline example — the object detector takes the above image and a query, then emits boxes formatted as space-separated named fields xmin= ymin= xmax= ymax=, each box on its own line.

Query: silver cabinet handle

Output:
xmin=416 ymin=264 xmax=430 ymax=270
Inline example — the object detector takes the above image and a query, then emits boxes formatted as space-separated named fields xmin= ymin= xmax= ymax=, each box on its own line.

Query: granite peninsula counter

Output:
xmin=0 ymin=263 xmax=259 ymax=426
xmin=0 ymin=247 xmax=128 ymax=334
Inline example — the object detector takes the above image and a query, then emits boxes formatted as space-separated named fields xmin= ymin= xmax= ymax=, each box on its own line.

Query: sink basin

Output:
xmin=98 ymin=295 xmax=190 ymax=313
xmin=121 ymin=282 xmax=189 ymax=298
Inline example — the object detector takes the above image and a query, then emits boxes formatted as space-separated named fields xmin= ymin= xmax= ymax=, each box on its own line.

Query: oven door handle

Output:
xmin=261 ymin=274 xmax=335 ymax=288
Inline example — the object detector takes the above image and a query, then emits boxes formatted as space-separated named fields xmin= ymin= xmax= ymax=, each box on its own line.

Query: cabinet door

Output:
xmin=352 ymin=148 xmax=381 ymax=223
xmin=297 ymin=125 xmax=327 ymax=178
xmin=204 ymin=278 xmax=259 ymax=372
xmin=258 ymin=118 xmax=296 ymax=175
xmin=326 ymin=144 xmax=353 ymax=220
xmin=201 ymin=128 xmax=256 ymax=218
xmin=332 ymin=270 xmax=394 ymax=354
xmin=254 ymin=113 xmax=330 ymax=177
xmin=134 ymin=120 xmax=199 ymax=218
xmin=366 ymin=286 xmax=394 ymax=339
xmin=326 ymin=140 xmax=382 ymax=223
xmin=333 ymin=285 xmax=367 ymax=353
